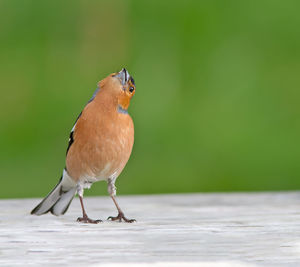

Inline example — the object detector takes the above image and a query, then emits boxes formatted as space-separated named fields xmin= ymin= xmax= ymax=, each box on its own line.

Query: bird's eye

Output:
xmin=129 ymin=87 xmax=134 ymax=93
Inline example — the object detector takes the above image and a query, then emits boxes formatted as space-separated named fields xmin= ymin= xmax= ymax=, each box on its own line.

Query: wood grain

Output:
xmin=1 ymin=192 xmax=300 ymax=266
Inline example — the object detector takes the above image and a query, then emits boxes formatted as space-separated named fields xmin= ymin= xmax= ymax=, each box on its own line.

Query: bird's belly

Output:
xmin=78 ymin=136 xmax=132 ymax=184
xmin=81 ymin=162 xmax=117 ymax=183
xmin=66 ymin=114 xmax=134 ymax=183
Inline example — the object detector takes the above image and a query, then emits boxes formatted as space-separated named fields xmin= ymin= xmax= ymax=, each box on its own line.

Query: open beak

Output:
xmin=114 ymin=68 xmax=130 ymax=86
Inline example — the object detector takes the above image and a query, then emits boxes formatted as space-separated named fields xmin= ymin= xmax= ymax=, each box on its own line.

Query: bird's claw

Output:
xmin=107 ymin=212 xmax=136 ymax=223
xmin=77 ymin=216 xmax=102 ymax=224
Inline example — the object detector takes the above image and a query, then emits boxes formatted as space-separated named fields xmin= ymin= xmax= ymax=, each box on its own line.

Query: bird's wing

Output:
xmin=65 ymin=86 xmax=100 ymax=155
xmin=66 ymin=112 xmax=82 ymax=155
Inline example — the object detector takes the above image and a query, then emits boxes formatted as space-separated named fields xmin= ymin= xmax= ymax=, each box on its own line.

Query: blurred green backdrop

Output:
xmin=1 ymin=0 xmax=300 ymax=198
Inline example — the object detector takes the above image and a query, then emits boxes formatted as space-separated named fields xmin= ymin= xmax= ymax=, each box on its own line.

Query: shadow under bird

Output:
xmin=31 ymin=68 xmax=136 ymax=223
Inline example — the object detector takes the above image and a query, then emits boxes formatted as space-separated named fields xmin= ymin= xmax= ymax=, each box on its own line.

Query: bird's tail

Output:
xmin=31 ymin=170 xmax=77 ymax=216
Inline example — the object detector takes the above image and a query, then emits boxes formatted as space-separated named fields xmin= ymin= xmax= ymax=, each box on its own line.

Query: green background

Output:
xmin=1 ymin=0 xmax=300 ymax=198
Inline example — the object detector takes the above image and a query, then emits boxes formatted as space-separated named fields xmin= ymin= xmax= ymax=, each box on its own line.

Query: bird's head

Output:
xmin=99 ymin=68 xmax=135 ymax=111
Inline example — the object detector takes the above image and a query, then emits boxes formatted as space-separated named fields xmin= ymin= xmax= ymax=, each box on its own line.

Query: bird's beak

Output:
xmin=114 ymin=68 xmax=130 ymax=86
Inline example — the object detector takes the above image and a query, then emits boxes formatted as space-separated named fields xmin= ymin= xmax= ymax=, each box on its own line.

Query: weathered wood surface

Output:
xmin=1 ymin=192 xmax=300 ymax=266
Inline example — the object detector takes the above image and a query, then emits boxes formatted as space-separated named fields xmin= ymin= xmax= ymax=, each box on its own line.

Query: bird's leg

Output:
xmin=107 ymin=179 xmax=136 ymax=223
xmin=108 ymin=195 xmax=136 ymax=223
xmin=76 ymin=186 xmax=102 ymax=224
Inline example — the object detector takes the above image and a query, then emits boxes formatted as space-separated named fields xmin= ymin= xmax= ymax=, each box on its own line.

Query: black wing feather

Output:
xmin=66 ymin=112 xmax=82 ymax=155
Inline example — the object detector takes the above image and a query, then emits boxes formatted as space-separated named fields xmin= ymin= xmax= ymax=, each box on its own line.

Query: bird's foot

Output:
xmin=107 ymin=212 xmax=136 ymax=223
xmin=77 ymin=215 xmax=102 ymax=224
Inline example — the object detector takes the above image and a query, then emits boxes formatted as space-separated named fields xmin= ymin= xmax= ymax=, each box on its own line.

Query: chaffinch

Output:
xmin=31 ymin=68 xmax=136 ymax=223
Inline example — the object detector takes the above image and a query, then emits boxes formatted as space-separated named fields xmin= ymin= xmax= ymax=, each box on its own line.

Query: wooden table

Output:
xmin=1 ymin=192 xmax=300 ymax=266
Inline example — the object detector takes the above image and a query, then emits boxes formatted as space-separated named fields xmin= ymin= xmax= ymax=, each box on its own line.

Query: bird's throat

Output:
xmin=118 ymin=94 xmax=130 ymax=111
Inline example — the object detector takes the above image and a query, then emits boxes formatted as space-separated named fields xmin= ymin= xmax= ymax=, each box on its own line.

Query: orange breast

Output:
xmin=66 ymin=98 xmax=134 ymax=182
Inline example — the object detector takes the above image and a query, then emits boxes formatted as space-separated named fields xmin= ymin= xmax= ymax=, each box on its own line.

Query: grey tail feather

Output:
xmin=31 ymin=176 xmax=76 ymax=216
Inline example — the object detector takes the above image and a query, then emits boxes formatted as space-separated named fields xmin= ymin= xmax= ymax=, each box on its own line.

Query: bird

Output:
xmin=31 ymin=68 xmax=136 ymax=223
